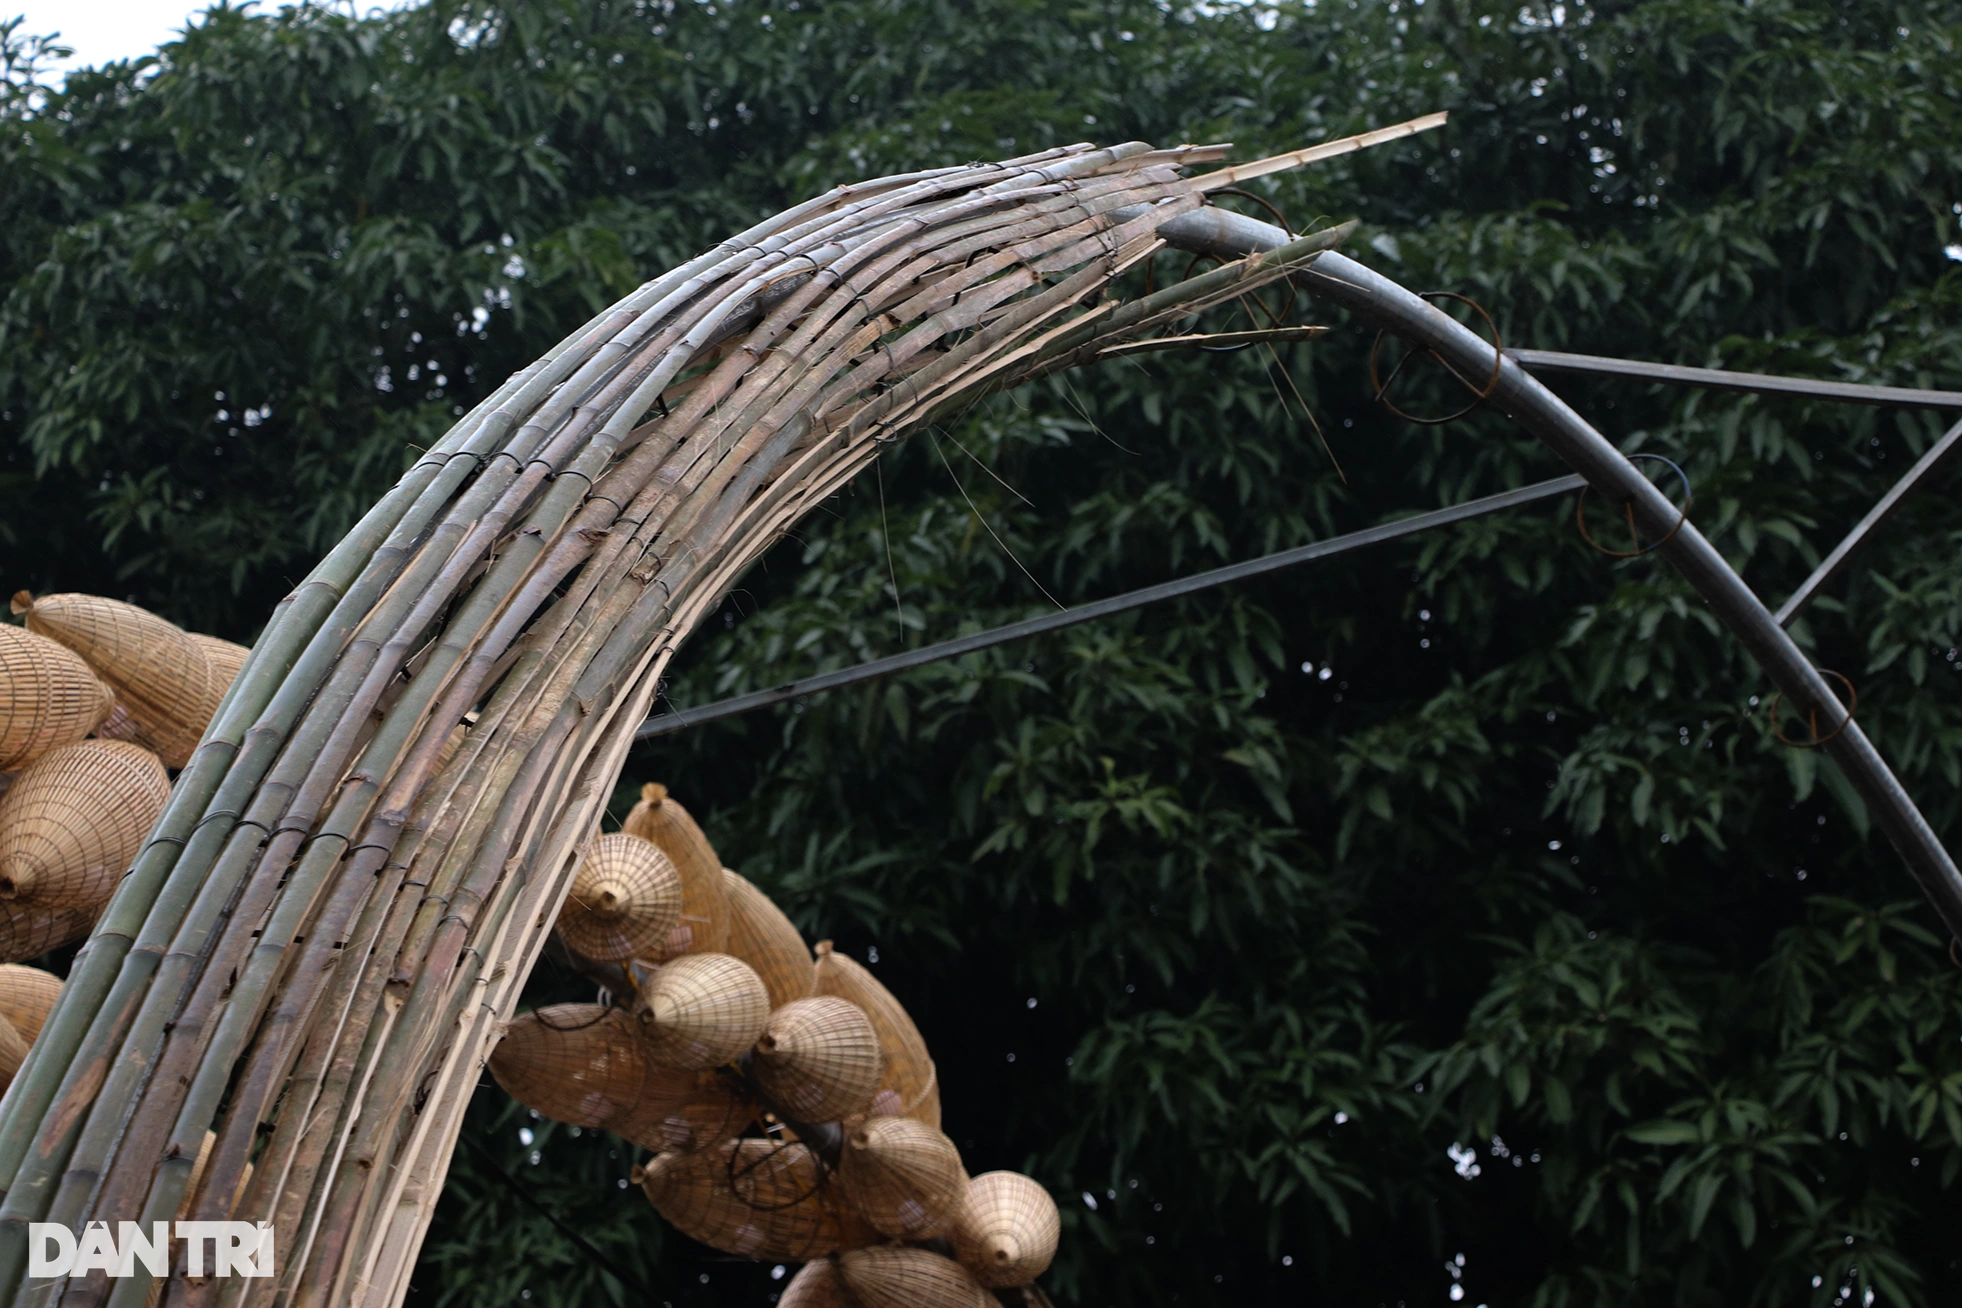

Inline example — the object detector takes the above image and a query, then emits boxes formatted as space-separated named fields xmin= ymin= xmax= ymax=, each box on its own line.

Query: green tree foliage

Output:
xmin=6 ymin=1 xmax=1962 ymax=1305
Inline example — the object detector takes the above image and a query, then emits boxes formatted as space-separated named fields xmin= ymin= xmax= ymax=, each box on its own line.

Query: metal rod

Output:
xmin=1152 ymin=202 xmax=1962 ymax=940
xmin=1505 ymin=348 xmax=1962 ymax=410
xmin=636 ymin=474 xmax=1585 ymax=739
xmin=1775 ymin=416 xmax=1962 ymax=627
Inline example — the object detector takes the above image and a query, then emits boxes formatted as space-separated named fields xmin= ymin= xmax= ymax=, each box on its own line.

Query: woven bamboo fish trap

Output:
xmin=0 ymin=740 xmax=170 ymax=909
xmin=0 ymin=1015 xmax=28 ymax=1096
xmin=814 ymin=940 xmax=940 ymax=1127
xmin=636 ymin=1138 xmax=864 ymax=1261
xmin=0 ymin=624 xmax=114 ymax=773
xmin=187 ymin=633 xmax=251 ymax=701
xmin=637 ymin=952 xmax=771 ymax=1069
xmin=752 ymin=995 xmax=882 ymax=1123
xmin=0 ymin=900 xmax=100 ymax=967
xmin=11 ymin=592 xmax=226 ymax=769
xmin=837 ymin=1245 xmax=996 ymax=1308
xmin=0 ymin=123 xmax=1450 ymax=1307
xmin=951 ymin=1170 xmax=1061 ymax=1287
xmin=778 ymin=1257 xmax=848 ymax=1308
xmin=487 ymin=1003 xmax=694 ymax=1132
xmin=837 ymin=1115 xmax=967 ymax=1239
xmin=0 ymin=965 xmax=63 ymax=1045
xmin=615 ymin=1066 xmax=759 ymax=1154
xmin=556 ymin=833 xmax=684 ymax=962
xmin=623 ymin=783 xmax=731 ymax=957
xmin=723 ymin=868 xmax=815 ymax=1009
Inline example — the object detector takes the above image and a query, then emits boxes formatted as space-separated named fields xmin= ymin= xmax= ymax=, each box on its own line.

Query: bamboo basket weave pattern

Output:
xmin=556 ymin=833 xmax=684 ymax=962
xmin=722 ymin=868 xmax=815 ymax=1009
xmin=623 ymin=784 xmax=731 ymax=957
xmin=0 ymin=126 xmax=1408 ymax=1307
xmin=0 ymin=965 xmax=63 ymax=1045
xmin=951 ymin=1170 xmax=1061 ymax=1287
xmin=13 ymin=592 xmax=223 ymax=769
xmin=637 ymin=1138 xmax=863 ymax=1261
xmin=0 ymin=740 xmax=171 ymax=908
xmin=0 ymin=624 xmax=114 ymax=773
xmin=814 ymin=940 xmax=940 ymax=1127
xmin=838 ymin=1245 xmax=996 ymax=1308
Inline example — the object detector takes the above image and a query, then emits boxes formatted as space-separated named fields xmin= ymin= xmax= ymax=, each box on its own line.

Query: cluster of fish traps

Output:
xmin=496 ymin=784 xmax=1058 ymax=1304
xmin=0 ymin=594 xmax=253 ymax=1096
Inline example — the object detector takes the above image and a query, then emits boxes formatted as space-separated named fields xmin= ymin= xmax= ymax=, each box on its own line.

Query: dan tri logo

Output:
xmin=28 ymin=1222 xmax=274 ymax=1278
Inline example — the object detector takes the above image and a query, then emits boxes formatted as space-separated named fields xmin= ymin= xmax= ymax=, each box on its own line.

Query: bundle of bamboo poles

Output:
xmin=0 ymin=116 xmax=1441 ymax=1307
xmin=493 ymin=785 xmax=1050 ymax=1302
xmin=0 ymin=594 xmax=246 ymax=961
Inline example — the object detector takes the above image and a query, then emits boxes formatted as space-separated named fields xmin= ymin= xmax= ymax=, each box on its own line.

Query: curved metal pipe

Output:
xmin=1153 ymin=207 xmax=1962 ymax=939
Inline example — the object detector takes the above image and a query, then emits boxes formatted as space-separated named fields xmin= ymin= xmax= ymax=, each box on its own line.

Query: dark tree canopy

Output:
xmin=4 ymin=1 xmax=1962 ymax=1305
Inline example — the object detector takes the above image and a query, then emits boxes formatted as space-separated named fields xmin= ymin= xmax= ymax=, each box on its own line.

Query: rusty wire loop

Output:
xmin=1575 ymin=453 xmax=1693 ymax=558
xmin=1368 ymin=291 xmax=1504 ymax=424
xmin=1208 ymin=187 xmax=1297 ymax=237
xmin=1766 ymin=669 xmax=1857 ymax=749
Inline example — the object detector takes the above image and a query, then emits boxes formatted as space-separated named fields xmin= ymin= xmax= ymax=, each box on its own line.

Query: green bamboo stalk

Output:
xmin=237 ymin=642 xmax=551 ymax=1249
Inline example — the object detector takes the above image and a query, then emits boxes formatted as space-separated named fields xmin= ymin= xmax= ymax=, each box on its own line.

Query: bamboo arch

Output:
xmin=2 ymin=115 xmax=1956 ymax=1308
